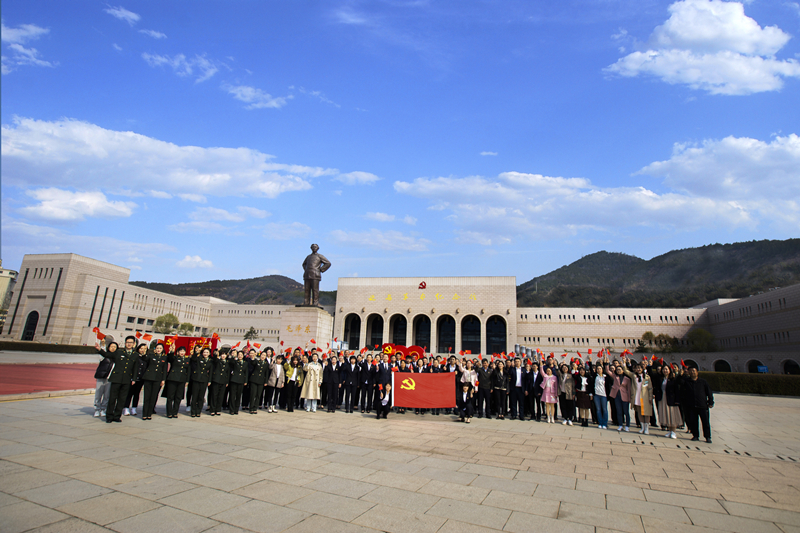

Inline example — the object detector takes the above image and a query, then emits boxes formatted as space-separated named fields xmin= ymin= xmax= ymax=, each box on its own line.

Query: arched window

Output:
xmin=783 ymin=360 xmax=800 ymax=375
xmin=486 ymin=315 xmax=507 ymax=355
xmin=22 ymin=311 xmax=39 ymax=341
xmin=461 ymin=315 xmax=481 ymax=354
xmin=366 ymin=314 xmax=383 ymax=350
xmin=389 ymin=314 xmax=407 ymax=346
xmin=343 ymin=313 xmax=361 ymax=350
xmin=436 ymin=315 xmax=455 ymax=354
xmin=747 ymin=360 xmax=764 ymax=373
xmin=413 ymin=315 xmax=431 ymax=350
xmin=713 ymin=360 xmax=732 ymax=372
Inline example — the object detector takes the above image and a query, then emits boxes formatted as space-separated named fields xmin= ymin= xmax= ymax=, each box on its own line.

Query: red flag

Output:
xmin=280 ymin=341 xmax=284 ymax=346
xmin=142 ymin=334 xmax=153 ymax=341
xmin=96 ymin=331 xmax=106 ymax=341
xmin=92 ymin=327 xmax=99 ymax=333
xmin=393 ymin=373 xmax=456 ymax=409
xmin=232 ymin=341 xmax=241 ymax=349
xmin=135 ymin=332 xmax=142 ymax=339
xmin=310 ymin=339 xmax=316 ymax=344
xmin=334 ymin=337 xmax=338 ymax=342
xmin=681 ymin=359 xmax=687 ymax=368
xmin=576 ymin=351 xmax=582 ymax=358
xmin=374 ymin=344 xmax=379 ymax=349
xmin=254 ymin=343 xmax=262 ymax=349
xmin=459 ymin=350 xmax=465 ymax=356
xmin=588 ymin=348 xmax=592 ymax=354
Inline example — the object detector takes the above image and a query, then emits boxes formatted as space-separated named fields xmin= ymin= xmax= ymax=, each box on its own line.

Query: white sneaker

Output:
xmin=618 ymin=425 xmax=623 ymax=431
xmin=562 ymin=420 xmax=568 ymax=425
xmin=624 ymin=426 xmax=630 ymax=432
xmin=131 ymin=408 xmax=137 ymax=416
xmin=100 ymin=410 xmax=106 ymax=417
xmin=186 ymin=405 xmax=191 ymax=412
xmin=643 ymin=424 xmax=649 ymax=435
xmin=639 ymin=427 xmax=645 ymax=434
xmin=305 ymin=408 xmax=310 ymax=412
xmin=94 ymin=410 xmax=100 ymax=417
xmin=567 ymin=420 xmax=573 ymax=426
xmin=122 ymin=408 xmax=130 ymax=416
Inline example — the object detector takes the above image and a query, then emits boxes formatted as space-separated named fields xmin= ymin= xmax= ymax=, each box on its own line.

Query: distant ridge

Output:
xmin=131 ymin=238 xmax=800 ymax=309
xmin=517 ymin=239 xmax=800 ymax=308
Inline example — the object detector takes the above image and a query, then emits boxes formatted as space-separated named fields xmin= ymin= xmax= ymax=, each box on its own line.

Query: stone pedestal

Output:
xmin=280 ymin=306 xmax=334 ymax=352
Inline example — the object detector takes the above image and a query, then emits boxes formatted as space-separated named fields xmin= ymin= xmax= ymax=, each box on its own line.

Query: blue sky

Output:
xmin=2 ymin=0 xmax=799 ymax=290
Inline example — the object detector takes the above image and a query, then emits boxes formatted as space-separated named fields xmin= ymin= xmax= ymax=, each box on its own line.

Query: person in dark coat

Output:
xmin=228 ymin=350 xmax=248 ymax=415
xmin=456 ymin=382 xmax=474 ymax=423
xmin=208 ymin=350 xmax=231 ymax=416
xmin=678 ymin=366 xmax=714 ymax=443
xmin=189 ymin=348 xmax=212 ymax=417
xmin=141 ymin=342 xmax=168 ymax=420
xmin=101 ymin=336 xmax=140 ymax=423
xmin=491 ymin=361 xmax=509 ymax=420
xmin=163 ymin=345 xmax=190 ymax=418
xmin=359 ymin=354 xmax=374 ymax=413
xmin=123 ymin=343 xmax=149 ymax=416
xmin=376 ymin=383 xmax=392 ymax=419
xmin=342 ymin=355 xmax=360 ymax=413
xmin=185 ymin=344 xmax=203 ymax=413
xmin=324 ymin=356 xmax=341 ymax=412
xmin=93 ymin=341 xmax=116 ymax=418
xmin=475 ymin=359 xmax=492 ymax=418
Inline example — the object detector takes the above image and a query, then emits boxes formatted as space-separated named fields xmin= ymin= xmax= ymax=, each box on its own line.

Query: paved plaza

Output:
xmin=0 ymin=392 xmax=798 ymax=533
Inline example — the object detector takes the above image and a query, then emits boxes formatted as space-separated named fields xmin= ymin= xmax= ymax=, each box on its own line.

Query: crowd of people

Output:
xmin=93 ymin=336 xmax=714 ymax=442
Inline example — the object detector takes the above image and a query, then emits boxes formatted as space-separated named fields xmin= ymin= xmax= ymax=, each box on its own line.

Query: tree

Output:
xmin=635 ymin=340 xmax=648 ymax=353
xmin=641 ymin=331 xmax=655 ymax=347
xmin=688 ymin=328 xmax=717 ymax=352
xmin=154 ymin=313 xmax=179 ymax=334
xmin=243 ymin=326 xmax=259 ymax=341
xmin=177 ymin=322 xmax=195 ymax=335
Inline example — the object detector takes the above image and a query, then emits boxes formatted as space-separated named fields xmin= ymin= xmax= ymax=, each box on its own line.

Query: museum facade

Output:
xmin=3 ymin=253 xmax=798 ymax=374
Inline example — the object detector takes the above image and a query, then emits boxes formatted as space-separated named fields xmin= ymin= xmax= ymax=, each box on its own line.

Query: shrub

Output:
xmin=699 ymin=372 xmax=800 ymax=397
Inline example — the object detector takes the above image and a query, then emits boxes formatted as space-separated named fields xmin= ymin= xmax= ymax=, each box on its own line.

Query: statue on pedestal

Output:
xmin=301 ymin=244 xmax=331 ymax=307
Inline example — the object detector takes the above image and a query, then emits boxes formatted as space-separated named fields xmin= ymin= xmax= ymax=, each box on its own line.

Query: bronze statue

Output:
xmin=301 ymin=244 xmax=331 ymax=306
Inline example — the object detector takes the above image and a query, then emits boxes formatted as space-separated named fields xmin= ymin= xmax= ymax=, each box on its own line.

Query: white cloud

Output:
xmin=19 ymin=188 xmax=137 ymax=222
xmin=365 ymin=212 xmax=395 ymax=222
xmin=188 ymin=205 xmax=270 ymax=222
xmin=168 ymin=220 xmax=231 ymax=233
xmin=177 ymin=193 xmax=207 ymax=203
xmin=177 ymin=255 xmax=213 ymax=268
xmin=104 ymin=6 xmax=140 ymax=26
xmin=335 ymin=171 xmax=380 ymax=185
xmin=330 ymin=229 xmax=430 ymax=251
xmin=142 ymin=53 xmax=218 ymax=82
xmin=139 ymin=29 xmax=166 ymax=39
xmin=402 ymin=215 xmax=417 ymax=225
xmin=263 ymin=222 xmax=311 ymax=240
xmin=2 ymin=117 xmax=332 ymax=200
xmin=480 ymin=151 xmax=498 ymax=156
xmin=223 ymin=84 xmax=291 ymax=109
xmin=112 ymin=43 xmax=123 ymax=51
xmin=636 ymin=134 xmax=800 ymax=226
xmin=297 ymin=87 xmax=341 ymax=108
xmin=148 ymin=190 xmax=172 ymax=199
xmin=1 ymin=22 xmax=54 ymax=74
xmin=2 ymin=217 xmax=174 ymax=264
xmin=605 ymin=0 xmax=800 ymax=95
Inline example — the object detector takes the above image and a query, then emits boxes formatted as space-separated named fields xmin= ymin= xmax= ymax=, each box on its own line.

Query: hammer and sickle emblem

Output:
xmin=418 ymin=282 xmax=426 ymax=289
xmin=400 ymin=378 xmax=416 ymax=391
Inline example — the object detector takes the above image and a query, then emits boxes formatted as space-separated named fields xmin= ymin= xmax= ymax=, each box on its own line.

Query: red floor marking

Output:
xmin=0 ymin=364 xmax=97 ymax=395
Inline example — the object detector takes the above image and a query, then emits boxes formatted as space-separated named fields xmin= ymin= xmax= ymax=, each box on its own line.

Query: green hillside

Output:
xmin=517 ymin=239 xmax=800 ymax=308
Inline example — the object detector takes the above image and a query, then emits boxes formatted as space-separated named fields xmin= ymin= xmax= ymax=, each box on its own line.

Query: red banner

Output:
xmin=392 ymin=372 xmax=456 ymax=409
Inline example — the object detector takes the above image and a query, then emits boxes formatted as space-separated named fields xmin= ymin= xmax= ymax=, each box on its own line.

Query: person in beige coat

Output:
xmin=265 ymin=354 xmax=285 ymax=413
xmin=623 ymin=358 xmax=653 ymax=434
xmin=301 ymin=353 xmax=323 ymax=412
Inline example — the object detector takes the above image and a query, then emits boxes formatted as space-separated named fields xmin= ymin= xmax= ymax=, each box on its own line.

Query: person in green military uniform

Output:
xmin=141 ymin=342 xmax=168 ymax=420
xmin=247 ymin=349 xmax=269 ymax=414
xmin=164 ymin=345 xmax=190 ymax=418
xmin=190 ymin=347 xmax=213 ymax=417
xmin=101 ymin=335 xmax=140 ymax=423
xmin=208 ymin=350 xmax=231 ymax=416
xmin=228 ymin=350 xmax=248 ymax=415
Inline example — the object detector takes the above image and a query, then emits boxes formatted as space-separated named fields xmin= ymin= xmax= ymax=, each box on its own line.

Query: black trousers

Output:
xmin=459 ymin=402 xmax=475 ymax=419
xmin=249 ymin=383 xmax=264 ymax=413
xmin=359 ymin=384 xmax=373 ymax=411
xmin=265 ymin=385 xmax=280 ymax=407
xmin=142 ymin=381 xmax=161 ymax=418
xmin=685 ymin=407 xmax=711 ymax=439
xmin=559 ymin=395 xmax=575 ymax=421
xmin=344 ymin=384 xmax=357 ymax=412
xmin=107 ymin=382 xmax=131 ymax=422
xmin=228 ymin=382 xmax=243 ymax=413
xmin=222 ymin=386 xmax=230 ymax=409
xmin=209 ymin=382 xmax=226 ymax=414
xmin=285 ymin=381 xmax=298 ymax=412
xmin=373 ymin=386 xmax=383 ymax=412
xmin=186 ymin=379 xmax=193 ymax=407
xmin=476 ymin=388 xmax=491 ymax=416
xmin=509 ymin=387 xmax=524 ymax=419
xmin=165 ymin=381 xmax=185 ymax=417
xmin=327 ymin=382 xmax=339 ymax=411
xmin=493 ymin=389 xmax=507 ymax=417
xmin=376 ymin=402 xmax=391 ymax=418
xmin=241 ymin=383 xmax=250 ymax=409
xmin=124 ymin=380 xmax=145 ymax=409
xmin=190 ymin=382 xmax=208 ymax=416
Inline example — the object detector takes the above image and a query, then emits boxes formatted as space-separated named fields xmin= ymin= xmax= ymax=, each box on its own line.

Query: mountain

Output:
xmin=129 ymin=275 xmax=337 ymax=306
xmin=517 ymin=239 xmax=800 ymax=308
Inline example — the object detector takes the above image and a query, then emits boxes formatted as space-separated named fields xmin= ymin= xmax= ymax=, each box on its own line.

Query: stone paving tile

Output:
xmin=360 ymin=470 xmax=429 ymax=491
xmin=232 ymin=479 xmax=314 ymax=505
xmin=15 ymin=478 xmax=111 ymax=508
xmin=71 ymin=465 xmax=154 ymax=488
xmin=503 ymin=510 xmax=595 ymax=533
xmin=685 ymin=508 xmax=786 ymax=533
xmin=288 ymin=491 xmax=375 ymax=522
xmin=107 ymin=505 xmax=218 ymax=533
xmin=158 ymin=486 xmax=250 ymax=517
xmin=641 ymin=488 xmax=726 ymax=512
xmin=533 ymin=484 xmax=606 ymax=508
xmin=640 ymin=516 xmax=726 ymax=533
xmin=437 ymin=518 xmax=505 ymax=533
xmin=23 ymin=517 xmax=114 ymax=532
xmin=360 ymin=485 xmax=441 ymax=512
xmin=481 ymin=489 xmax=560 ymax=518
xmin=418 ymin=478 xmax=491 ymax=504
xmin=258 ymin=466 xmax=325 ymax=486
xmin=607 ymin=494 xmax=692 ymax=523
xmin=210 ymin=499 xmax=310 ymax=533
xmin=55 ymin=491 xmax=161 ymax=525
xmin=183 ymin=469 xmax=259 ymax=492
xmin=470 ymin=474 xmax=537 ymax=496
xmin=312 ymin=461 xmax=376 ymax=481
xmin=312 ymin=475 xmax=379 ymax=498
xmin=0 ymin=468 xmax=70 ymax=494
xmin=558 ymin=502 xmax=644 ymax=533
xmin=720 ymin=501 xmax=800 ymax=527
xmin=426 ymin=498 xmax=511 ymax=529
xmin=352 ymin=503 xmax=447 ymax=533
xmin=2 ymin=500 xmax=70 ymax=533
